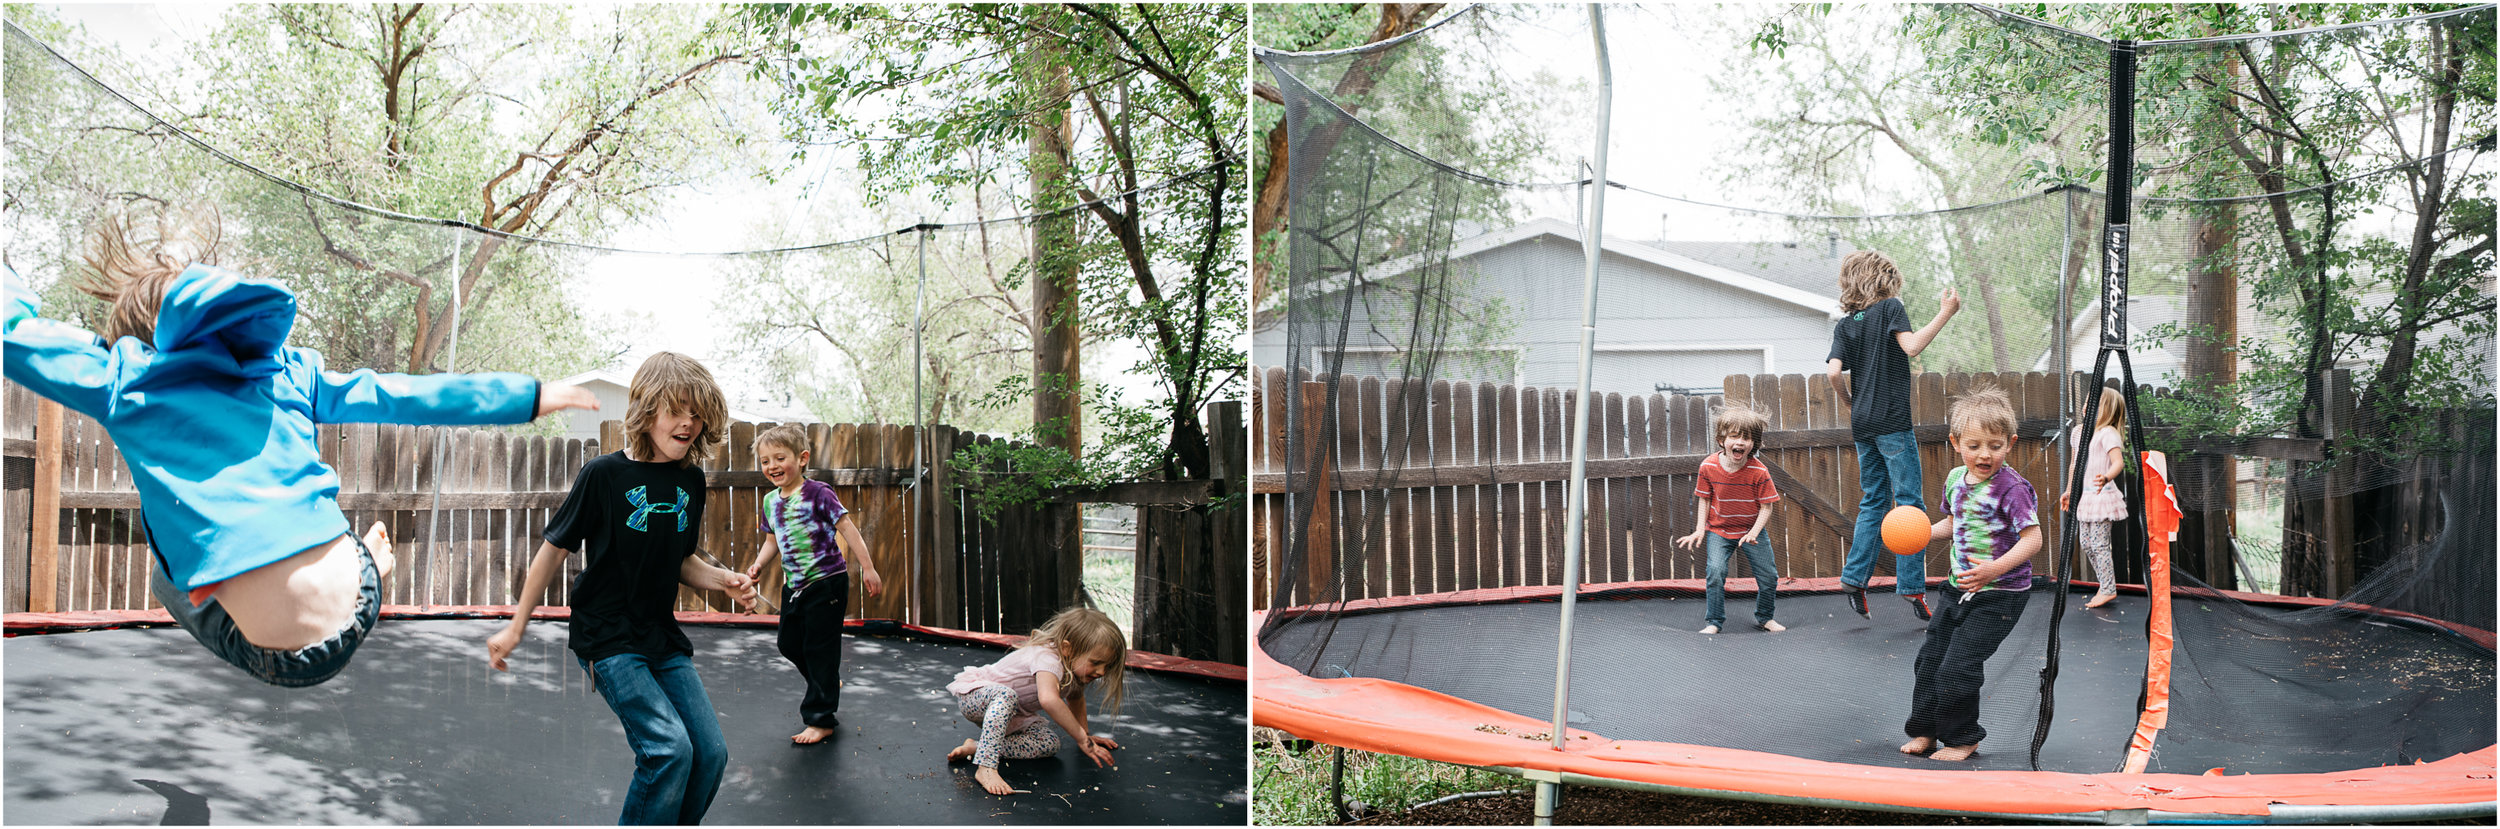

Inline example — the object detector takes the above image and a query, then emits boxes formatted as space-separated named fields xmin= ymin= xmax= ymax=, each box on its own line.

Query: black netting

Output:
xmin=1255 ymin=2 xmax=2493 ymax=790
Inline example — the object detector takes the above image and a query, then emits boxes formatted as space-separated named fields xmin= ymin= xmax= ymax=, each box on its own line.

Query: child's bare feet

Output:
xmin=946 ymin=739 xmax=978 ymax=762
xmin=792 ymin=726 xmax=836 ymax=745
xmin=972 ymin=765 xmax=1025 ymax=795
xmin=1930 ymin=743 xmax=1978 ymax=762
xmin=2085 ymin=590 xmax=2116 ymax=609
xmin=1899 ymin=736 xmax=1935 ymax=755
xmin=363 ymin=522 xmax=395 ymax=582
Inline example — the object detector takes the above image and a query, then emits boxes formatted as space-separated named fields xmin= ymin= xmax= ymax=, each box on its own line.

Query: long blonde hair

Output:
xmin=1836 ymin=250 xmax=1902 ymax=313
xmin=624 ymin=352 xmax=728 ymax=468
xmin=2090 ymin=386 xmax=2126 ymax=434
xmin=79 ymin=207 xmax=224 ymax=345
xmin=1026 ymin=605 xmax=1126 ymax=718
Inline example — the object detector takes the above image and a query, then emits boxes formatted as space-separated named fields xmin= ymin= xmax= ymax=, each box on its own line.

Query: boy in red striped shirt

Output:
xmin=1675 ymin=403 xmax=1786 ymax=634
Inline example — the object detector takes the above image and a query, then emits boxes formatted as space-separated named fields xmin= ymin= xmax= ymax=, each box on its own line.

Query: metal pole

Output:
xmin=426 ymin=233 xmax=464 ymax=602
xmin=913 ymin=223 xmax=929 ymax=614
xmin=1539 ymin=6 xmax=1612 ymax=823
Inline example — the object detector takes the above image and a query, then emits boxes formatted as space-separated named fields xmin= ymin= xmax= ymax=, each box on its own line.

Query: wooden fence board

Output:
xmin=1430 ymin=380 xmax=1457 ymax=597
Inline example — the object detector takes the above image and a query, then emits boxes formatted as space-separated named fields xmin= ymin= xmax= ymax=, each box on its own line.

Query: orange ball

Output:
xmin=1881 ymin=505 xmax=1930 ymax=555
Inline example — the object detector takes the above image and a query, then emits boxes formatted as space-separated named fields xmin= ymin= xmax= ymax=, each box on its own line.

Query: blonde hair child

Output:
xmin=1899 ymin=384 xmax=2041 ymax=763
xmin=2 ymin=208 xmax=593 ymax=686
xmin=2065 ymin=386 xmax=2130 ymax=608
xmin=943 ymin=606 xmax=1128 ymax=795
xmin=487 ymin=352 xmax=757 ymax=824
xmin=1826 ymin=249 xmax=1962 ymax=622
xmin=741 ymin=424 xmax=885 ymax=744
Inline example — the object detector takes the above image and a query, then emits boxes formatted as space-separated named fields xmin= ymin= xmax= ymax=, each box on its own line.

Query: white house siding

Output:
xmin=1253 ymin=232 xmax=1838 ymax=397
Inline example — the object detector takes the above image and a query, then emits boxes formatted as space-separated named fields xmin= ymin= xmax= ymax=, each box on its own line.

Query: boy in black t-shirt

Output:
xmin=1825 ymin=250 xmax=1958 ymax=622
xmin=486 ymin=352 xmax=757 ymax=825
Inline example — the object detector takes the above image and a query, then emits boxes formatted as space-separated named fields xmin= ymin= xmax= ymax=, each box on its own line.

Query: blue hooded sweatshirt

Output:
xmin=3 ymin=264 xmax=539 ymax=591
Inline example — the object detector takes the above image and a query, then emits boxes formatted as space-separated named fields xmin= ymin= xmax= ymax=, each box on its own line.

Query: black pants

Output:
xmin=779 ymin=572 xmax=851 ymax=728
xmin=1903 ymin=586 xmax=2029 ymax=747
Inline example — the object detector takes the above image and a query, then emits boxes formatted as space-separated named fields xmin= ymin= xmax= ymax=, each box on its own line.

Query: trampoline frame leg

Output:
xmin=1330 ymin=745 xmax=1350 ymax=824
xmin=1532 ymin=780 xmax=1558 ymax=826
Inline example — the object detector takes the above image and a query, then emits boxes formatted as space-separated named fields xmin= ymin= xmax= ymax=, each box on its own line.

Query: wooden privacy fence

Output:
xmin=3 ymin=381 xmax=1244 ymax=662
xmin=1252 ymin=368 xmax=2101 ymax=610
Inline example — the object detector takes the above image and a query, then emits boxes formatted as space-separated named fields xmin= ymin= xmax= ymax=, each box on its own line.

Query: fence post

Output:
xmin=30 ymin=399 xmax=62 ymax=613
xmin=1210 ymin=400 xmax=1246 ymax=664
xmin=1296 ymin=381 xmax=1334 ymax=605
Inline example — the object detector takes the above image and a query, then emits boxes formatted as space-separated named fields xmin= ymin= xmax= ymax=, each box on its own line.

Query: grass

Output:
xmin=2232 ymin=496 xmax=2286 ymax=594
xmin=1254 ymin=732 xmax=1524 ymax=825
xmin=1081 ymin=504 xmax=1138 ymax=643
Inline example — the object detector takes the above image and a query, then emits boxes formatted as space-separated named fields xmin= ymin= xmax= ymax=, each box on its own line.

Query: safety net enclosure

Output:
xmin=4 ymin=11 xmax=1250 ymax=824
xmin=1253 ymin=3 xmax=2492 ymax=822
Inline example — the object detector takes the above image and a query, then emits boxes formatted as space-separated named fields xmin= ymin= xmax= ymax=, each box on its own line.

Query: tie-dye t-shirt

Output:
xmin=761 ymin=479 xmax=849 ymax=592
xmin=1944 ymin=465 xmax=2039 ymax=592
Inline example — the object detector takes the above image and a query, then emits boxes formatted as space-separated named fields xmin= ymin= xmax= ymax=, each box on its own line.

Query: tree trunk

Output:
xmin=2181 ymin=45 xmax=2242 ymax=589
xmin=1249 ymin=3 xmax=1446 ymax=328
xmin=1021 ymin=5 xmax=1084 ymax=611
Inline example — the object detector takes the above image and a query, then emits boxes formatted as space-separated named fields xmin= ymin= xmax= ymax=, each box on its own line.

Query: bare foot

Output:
xmin=1899 ymin=736 xmax=1935 ymax=755
xmin=973 ymin=765 xmax=1025 ymax=795
xmin=946 ymin=739 xmax=978 ymax=762
xmin=1930 ymin=743 xmax=1978 ymax=762
xmin=364 ymin=522 xmax=396 ymax=582
xmin=2085 ymin=591 xmax=2116 ymax=609
xmin=791 ymin=726 xmax=836 ymax=745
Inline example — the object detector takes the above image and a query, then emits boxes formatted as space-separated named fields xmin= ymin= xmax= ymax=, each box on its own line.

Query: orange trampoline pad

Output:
xmin=1252 ymin=605 xmax=2497 ymax=819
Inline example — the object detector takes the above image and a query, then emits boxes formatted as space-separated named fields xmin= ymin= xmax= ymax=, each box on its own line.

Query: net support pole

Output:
xmin=425 ymin=234 xmax=465 ymax=603
xmin=913 ymin=221 xmax=931 ymax=619
xmin=2034 ymin=37 xmax=2142 ymax=772
xmin=1540 ymin=9 xmax=1613 ymax=821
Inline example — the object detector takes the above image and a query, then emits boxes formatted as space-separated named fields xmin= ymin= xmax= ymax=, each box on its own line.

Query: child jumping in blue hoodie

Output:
xmin=2 ymin=217 xmax=597 ymax=687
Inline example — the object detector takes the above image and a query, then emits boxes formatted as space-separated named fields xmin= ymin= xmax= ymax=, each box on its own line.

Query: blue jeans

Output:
xmin=146 ymin=533 xmax=381 ymax=687
xmin=582 ymin=652 xmax=729 ymax=825
xmin=1845 ymin=430 xmax=1927 ymax=595
xmin=1703 ymin=534 xmax=1778 ymax=627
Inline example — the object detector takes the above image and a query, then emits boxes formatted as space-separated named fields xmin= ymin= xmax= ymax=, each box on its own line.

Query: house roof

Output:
xmin=1288 ymin=217 xmax=1844 ymax=318
xmin=2034 ymin=296 xmax=2185 ymax=373
xmin=551 ymin=368 xmax=806 ymax=425
xmin=1646 ymin=238 xmax=1848 ymax=299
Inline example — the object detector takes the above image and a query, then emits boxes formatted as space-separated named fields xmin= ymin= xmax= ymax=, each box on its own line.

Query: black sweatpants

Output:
xmin=1903 ymin=586 xmax=2029 ymax=748
xmin=779 ymin=571 xmax=851 ymax=728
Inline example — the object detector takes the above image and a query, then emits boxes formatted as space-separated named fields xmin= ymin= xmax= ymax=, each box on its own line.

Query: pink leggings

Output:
xmin=958 ymin=686 xmax=1059 ymax=768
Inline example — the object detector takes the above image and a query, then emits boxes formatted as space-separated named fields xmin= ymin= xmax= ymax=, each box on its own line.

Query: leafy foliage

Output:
xmin=5 ymin=5 xmax=774 ymax=385
xmin=745 ymin=4 xmax=1247 ymax=515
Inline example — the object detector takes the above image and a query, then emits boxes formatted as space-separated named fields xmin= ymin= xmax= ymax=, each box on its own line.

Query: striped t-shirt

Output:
xmin=761 ymin=479 xmax=849 ymax=591
xmin=1693 ymin=454 xmax=1781 ymax=538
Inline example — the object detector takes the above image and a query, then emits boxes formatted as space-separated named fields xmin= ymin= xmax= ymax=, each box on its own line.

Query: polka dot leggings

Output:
xmin=2080 ymin=520 xmax=2116 ymax=596
xmin=958 ymin=685 xmax=1059 ymax=768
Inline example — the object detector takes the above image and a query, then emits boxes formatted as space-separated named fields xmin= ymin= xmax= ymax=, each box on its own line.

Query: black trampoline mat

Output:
xmin=1262 ymin=587 xmax=2493 ymax=776
xmin=5 ymin=619 xmax=1248 ymax=825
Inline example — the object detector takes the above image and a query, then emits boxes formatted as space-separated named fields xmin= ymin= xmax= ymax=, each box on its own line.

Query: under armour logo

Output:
xmin=625 ymin=485 xmax=691 ymax=532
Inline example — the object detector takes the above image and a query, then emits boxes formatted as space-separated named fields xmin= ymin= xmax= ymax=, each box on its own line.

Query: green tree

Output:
xmin=1249 ymin=4 xmax=1573 ymax=380
xmin=746 ymin=3 xmax=1246 ymax=488
xmin=1920 ymin=4 xmax=2494 ymax=595
xmin=715 ymin=172 xmax=1035 ymax=437
xmin=7 ymin=5 xmax=773 ymax=382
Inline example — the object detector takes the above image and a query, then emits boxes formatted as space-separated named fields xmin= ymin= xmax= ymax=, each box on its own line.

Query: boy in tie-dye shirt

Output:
xmin=744 ymin=425 xmax=884 ymax=744
xmin=1898 ymin=385 xmax=2040 ymax=764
